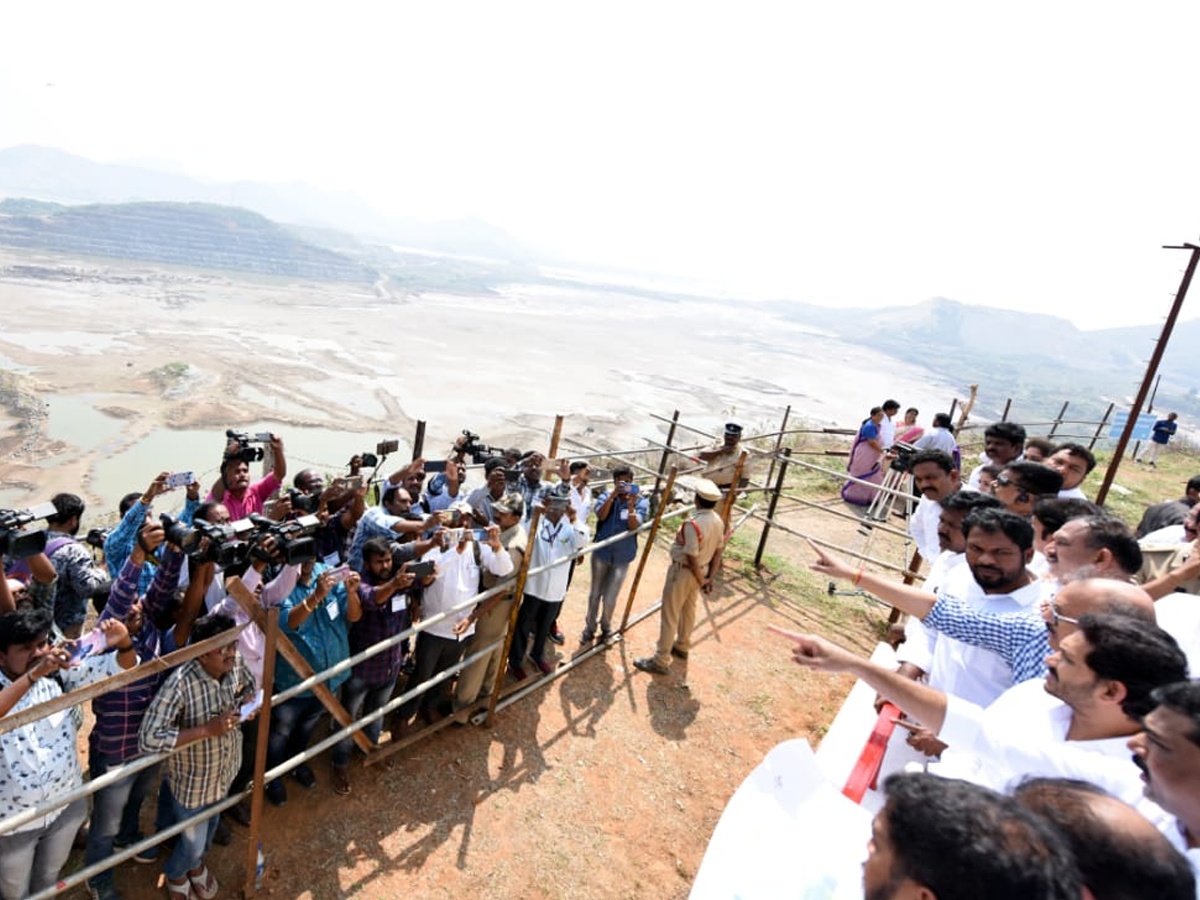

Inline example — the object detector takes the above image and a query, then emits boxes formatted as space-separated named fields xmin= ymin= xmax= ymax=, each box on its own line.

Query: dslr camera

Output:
xmin=285 ymin=488 xmax=321 ymax=515
xmin=0 ymin=501 xmax=57 ymax=559
xmin=247 ymin=513 xmax=320 ymax=566
xmin=160 ymin=513 xmax=258 ymax=568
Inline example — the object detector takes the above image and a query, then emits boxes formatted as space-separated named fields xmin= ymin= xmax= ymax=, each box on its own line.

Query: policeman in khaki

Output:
xmin=635 ymin=478 xmax=727 ymax=675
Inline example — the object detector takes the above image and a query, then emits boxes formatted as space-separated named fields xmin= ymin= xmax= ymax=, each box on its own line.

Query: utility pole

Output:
xmin=1095 ymin=243 xmax=1200 ymax=505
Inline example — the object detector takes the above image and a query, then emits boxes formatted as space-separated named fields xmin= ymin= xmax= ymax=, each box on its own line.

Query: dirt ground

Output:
xmin=62 ymin=490 xmax=889 ymax=900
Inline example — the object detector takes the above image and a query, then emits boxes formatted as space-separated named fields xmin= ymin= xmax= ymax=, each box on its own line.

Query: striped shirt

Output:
xmin=139 ymin=654 xmax=255 ymax=809
xmin=90 ymin=551 xmax=182 ymax=762
xmin=349 ymin=580 xmax=419 ymax=686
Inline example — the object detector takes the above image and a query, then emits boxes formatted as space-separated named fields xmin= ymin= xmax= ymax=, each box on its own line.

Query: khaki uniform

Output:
xmin=652 ymin=508 xmax=726 ymax=667
xmin=454 ymin=524 xmax=528 ymax=708
xmin=1135 ymin=541 xmax=1200 ymax=595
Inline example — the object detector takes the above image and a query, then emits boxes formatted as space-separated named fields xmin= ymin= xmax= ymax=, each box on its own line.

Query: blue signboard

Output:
xmin=1109 ymin=411 xmax=1159 ymax=441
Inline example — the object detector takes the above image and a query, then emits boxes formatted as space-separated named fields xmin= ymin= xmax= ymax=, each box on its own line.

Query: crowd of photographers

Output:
xmin=0 ymin=428 xmax=664 ymax=900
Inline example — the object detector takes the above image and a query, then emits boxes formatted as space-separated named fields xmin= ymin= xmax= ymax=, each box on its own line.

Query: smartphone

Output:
xmin=326 ymin=565 xmax=352 ymax=583
xmin=238 ymin=689 xmax=264 ymax=722
xmin=408 ymin=559 xmax=436 ymax=579
xmin=424 ymin=459 xmax=448 ymax=473
xmin=339 ymin=475 xmax=364 ymax=490
xmin=472 ymin=529 xmax=488 ymax=542
xmin=253 ymin=433 xmax=273 ymax=443
xmin=442 ymin=527 xmax=464 ymax=546
xmin=67 ymin=628 xmax=107 ymax=666
xmin=376 ymin=439 xmax=400 ymax=456
xmin=165 ymin=471 xmax=195 ymax=489
xmin=444 ymin=509 xmax=463 ymax=526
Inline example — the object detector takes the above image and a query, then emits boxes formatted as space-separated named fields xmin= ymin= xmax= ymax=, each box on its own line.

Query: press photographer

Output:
xmin=208 ymin=430 xmax=287 ymax=519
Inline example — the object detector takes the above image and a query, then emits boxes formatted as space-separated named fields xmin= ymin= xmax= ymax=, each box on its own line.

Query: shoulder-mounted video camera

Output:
xmin=0 ymin=501 xmax=58 ymax=558
xmin=225 ymin=429 xmax=270 ymax=464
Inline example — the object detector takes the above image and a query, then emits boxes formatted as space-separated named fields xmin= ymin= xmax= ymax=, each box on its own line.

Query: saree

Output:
xmin=841 ymin=420 xmax=884 ymax=506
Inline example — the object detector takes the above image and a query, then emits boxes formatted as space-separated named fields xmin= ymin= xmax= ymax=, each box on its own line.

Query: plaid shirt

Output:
xmin=349 ymin=580 xmax=420 ymax=686
xmin=923 ymin=594 xmax=1049 ymax=684
xmin=139 ymin=654 xmax=255 ymax=809
xmin=90 ymin=550 xmax=182 ymax=762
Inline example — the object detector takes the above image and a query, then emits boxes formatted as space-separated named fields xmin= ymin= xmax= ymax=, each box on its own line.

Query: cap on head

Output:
xmin=691 ymin=478 xmax=723 ymax=501
xmin=724 ymin=422 xmax=743 ymax=437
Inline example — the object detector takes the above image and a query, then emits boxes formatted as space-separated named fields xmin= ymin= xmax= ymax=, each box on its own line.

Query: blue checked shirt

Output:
xmin=922 ymin=594 xmax=1050 ymax=684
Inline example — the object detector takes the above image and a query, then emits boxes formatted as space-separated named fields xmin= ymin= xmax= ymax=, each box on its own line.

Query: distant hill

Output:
xmin=0 ymin=200 xmax=377 ymax=281
xmin=0 ymin=144 xmax=531 ymax=261
xmin=758 ymin=296 xmax=1197 ymax=422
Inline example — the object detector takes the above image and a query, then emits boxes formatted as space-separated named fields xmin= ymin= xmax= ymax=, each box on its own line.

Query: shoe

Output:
xmin=533 ymin=658 xmax=553 ymax=675
xmin=292 ymin=763 xmax=317 ymax=789
xmin=549 ymin=625 xmax=565 ymax=645
xmin=115 ymin=838 xmax=160 ymax=865
xmin=333 ymin=765 xmax=351 ymax=796
xmin=510 ymin=664 xmax=528 ymax=681
xmin=670 ymin=647 xmax=689 ymax=660
xmin=227 ymin=798 xmax=252 ymax=827
xmin=266 ymin=779 xmax=288 ymax=807
xmin=599 ymin=631 xmax=614 ymax=646
xmin=579 ymin=631 xmax=596 ymax=646
xmin=634 ymin=657 xmax=670 ymax=675
xmin=187 ymin=864 xmax=219 ymax=900
xmin=165 ymin=877 xmax=194 ymax=900
xmin=87 ymin=872 xmax=121 ymax=900
xmin=212 ymin=815 xmax=233 ymax=845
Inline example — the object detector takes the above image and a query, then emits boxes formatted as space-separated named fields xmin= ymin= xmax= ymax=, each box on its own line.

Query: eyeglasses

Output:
xmin=1041 ymin=598 xmax=1080 ymax=631
xmin=994 ymin=474 xmax=1030 ymax=502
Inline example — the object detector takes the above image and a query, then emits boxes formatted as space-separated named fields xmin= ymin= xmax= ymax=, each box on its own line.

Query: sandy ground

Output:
xmin=0 ymin=248 xmax=960 ymax=519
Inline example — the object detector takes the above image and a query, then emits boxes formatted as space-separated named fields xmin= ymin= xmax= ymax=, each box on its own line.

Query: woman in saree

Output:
xmin=842 ymin=406 xmax=885 ymax=506
xmin=896 ymin=407 xmax=924 ymax=445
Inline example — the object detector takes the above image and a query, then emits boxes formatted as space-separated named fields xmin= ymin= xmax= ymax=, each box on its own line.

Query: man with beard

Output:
xmin=207 ymin=433 xmax=287 ymax=520
xmin=775 ymin=612 xmax=1187 ymax=801
xmin=906 ymin=450 xmax=961 ymax=564
xmin=43 ymin=492 xmax=111 ymax=639
xmin=467 ymin=459 xmax=511 ymax=526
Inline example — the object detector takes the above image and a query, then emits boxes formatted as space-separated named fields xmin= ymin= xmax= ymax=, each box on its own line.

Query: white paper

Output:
xmin=326 ymin=601 xmax=339 ymax=621
xmin=239 ymin=689 xmax=264 ymax=722
xmin=391 ymin=594 xmax=407 ymax=613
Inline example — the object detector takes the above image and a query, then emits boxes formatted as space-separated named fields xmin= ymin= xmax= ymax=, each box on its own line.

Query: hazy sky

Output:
xmin=3 ymin=1 xmax=1200 ymax=329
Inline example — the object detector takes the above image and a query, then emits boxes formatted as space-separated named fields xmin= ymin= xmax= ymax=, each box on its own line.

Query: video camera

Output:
xmin=246 ymin=513 xmax=320 ymax=566
xmin=0 ymin=501 xmax=57 ymax=559
xmin=161 ymin=513 xmax=259 ymax=568
xmin=85 ymin=528 xmax=110 ymax=550
xmin=225 ymin=429 xmax=270 ymax=464
xmin=888 ymin=440 xmax=919 ymax=473
xmin=285 ymin=488 xmax=321 ymax=515
xmin=459 ymin=429 xmax=505 ymax=465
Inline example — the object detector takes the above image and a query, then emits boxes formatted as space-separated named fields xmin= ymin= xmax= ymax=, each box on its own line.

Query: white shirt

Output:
xmin=568 ymin=481 xmax=592 ymax=524
xmin=524 ymin=515 xmax=589 ymax=603
xmin=0 ymin=652 xmax=121 ymax=832
xmin=908 ymin=495 xmax=943 ymax=564
xmin=419 ymin=541 xmax=513 ymax=640
xmin=897 ymin=551 xmax=966 ymax=673
xmin=209 ymin=564 xmax=298 ymax=681
xmin=1058 ymin=486 xmax=1088 ymax=500
xmin=1143 ymin=524 xmax=1187 ymax=544
xmin=923 ymin=565 xmax=1042 ymax=707
xmin=1154 ymin=592 xmax=1200 ymax=677
xmin=914 ymin=427 xmax=957 ymax=457
xmin=880 ymin=414 xmax=897 ymax=450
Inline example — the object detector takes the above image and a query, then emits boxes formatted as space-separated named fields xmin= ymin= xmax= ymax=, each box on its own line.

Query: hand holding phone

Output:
xmin=66 ymin=628 xmax=107 ymax=666
xmin=165 ymin=471 xmax=195 ymax=490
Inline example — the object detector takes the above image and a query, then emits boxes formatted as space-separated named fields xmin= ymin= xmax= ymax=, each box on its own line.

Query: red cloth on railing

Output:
xmin=842 ymin=702 xmax=900 ymax=803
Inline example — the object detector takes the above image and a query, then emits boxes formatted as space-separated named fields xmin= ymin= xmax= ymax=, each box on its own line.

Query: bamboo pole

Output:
xmin=754 ymin=448 xmax=791 ymax=569
xmin=763 ymin=405 xmax=791 ymax=493
xmin=652 ymin=409 xmax=680 ymax=502
xmin=412 ymin=420 xmax=426 ymax=459
xmin=619 ymin=466 xmax=680 ymax=631
xmin=482 ymin=505 xmax=542 ymax=727
xmin=243 ymin=610 xmax=278 ymax=899
xmin=1088 ymin=403 xmax=1115 ymax=450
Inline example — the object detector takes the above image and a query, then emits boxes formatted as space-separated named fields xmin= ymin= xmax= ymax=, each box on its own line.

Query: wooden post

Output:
xmin=547 ymin=414 xmax=563 ymax=461
xmin=1096 ymin=243 xmax=1200 ymax=505
xmin=1048 ymin=401 xmax=1069 ymax=438
xmin=763 ymin=405 xmax=791 ymax=493
xmin=243 ymin=610 xmax=278 ymax=899
xmin=1001 ymin=398 xmax=1012 ymax=422
xmin=483 ymin=506 xmax=542 ymax=727
xmin=754 ymin=448 xmax=790 ymax=569
xmin=619 ymin=466 xmax=678 ymax=631
xmin=224 ymin=578 xmax=373 ymax=754
xmin=1088 ymin=402 xmax=1114 ymax=450
xmin=652 ymin=410 xmax=680 ymax=503
xmin=719 ymin=451 xmax=749 ymax=528
xmin=412 ymin=420 xmax=426 ymax=460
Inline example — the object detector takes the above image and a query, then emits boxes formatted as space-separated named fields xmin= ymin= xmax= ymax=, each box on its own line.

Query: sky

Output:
xmin=2 ymin=1 xmax=1200 ymax=329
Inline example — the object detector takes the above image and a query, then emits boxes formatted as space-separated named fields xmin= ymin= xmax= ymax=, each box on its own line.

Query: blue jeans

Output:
xmin=0 ymin=798 xmax=88 ymax=900
xmin=162 ymin=783 xmax=220 ymax=881
xmin=267 ymin=694 xmax=327 ymax=777
xmin=84 ymin=754 xmax=162 ymax=872
xmin=333 ymin=676 xmax=396 ymax=767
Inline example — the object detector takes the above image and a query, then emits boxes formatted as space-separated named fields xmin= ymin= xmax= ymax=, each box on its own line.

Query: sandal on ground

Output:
xmin=188 ymin=864 xmax=219 ymax=900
